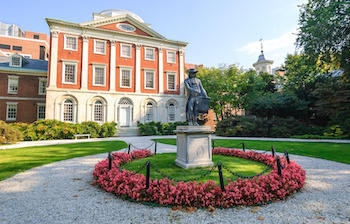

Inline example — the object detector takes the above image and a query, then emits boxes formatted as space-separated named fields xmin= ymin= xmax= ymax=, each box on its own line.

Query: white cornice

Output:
xmin=253 ymin=60 xmax=274 ymax=67
xmin=0 ymin=68 xmax=47 ymax=76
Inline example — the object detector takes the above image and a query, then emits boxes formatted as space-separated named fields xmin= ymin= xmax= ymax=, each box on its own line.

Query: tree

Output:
xmin=296 ymin=0 xmax=350 ymax=78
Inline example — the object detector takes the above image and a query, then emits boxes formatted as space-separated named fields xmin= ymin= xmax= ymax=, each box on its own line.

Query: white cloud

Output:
xmin=237 ymin=29 xmax=298 ymax=56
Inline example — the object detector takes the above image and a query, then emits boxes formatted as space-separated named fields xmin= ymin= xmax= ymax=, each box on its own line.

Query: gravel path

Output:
xmin=0 ymin=136 xmax=349 ymax=224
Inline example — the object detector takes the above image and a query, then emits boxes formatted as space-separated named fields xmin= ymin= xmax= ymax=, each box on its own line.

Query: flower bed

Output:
xmin=93 ymin=147 xmax=306 ymax=208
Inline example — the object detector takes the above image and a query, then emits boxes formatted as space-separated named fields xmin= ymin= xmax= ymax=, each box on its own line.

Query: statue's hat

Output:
xmin=187 ymin=69 xmax=198 ymax=73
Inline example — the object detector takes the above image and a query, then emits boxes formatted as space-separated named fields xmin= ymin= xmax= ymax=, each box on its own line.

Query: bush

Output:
xmin=0 ymin=121 xmax=23 ymax=144
xmin=138 ymin=121 xmax=188 ymax=136
xmin=9 ymin=120 xmax=117 ymax=141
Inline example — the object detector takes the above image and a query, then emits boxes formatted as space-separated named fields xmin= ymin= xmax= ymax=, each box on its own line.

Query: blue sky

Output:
xmin=0 ymin=0 xmax=307 ymax=70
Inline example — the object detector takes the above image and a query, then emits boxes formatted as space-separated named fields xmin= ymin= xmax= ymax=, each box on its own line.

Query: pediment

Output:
xmin=80 ymin=14 xmax=165 ymax=39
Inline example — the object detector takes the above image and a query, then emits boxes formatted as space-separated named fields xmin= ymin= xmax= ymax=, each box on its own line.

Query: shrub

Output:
xmin=216 ymin=116 xmax=266 ymax=137
xmin=138 ymin=121 xmax=188 ymax=136
xmin=0 ymin=121 xmax=23 ymax=144
xmin=100 ymin=122 xmax=117 ymax=138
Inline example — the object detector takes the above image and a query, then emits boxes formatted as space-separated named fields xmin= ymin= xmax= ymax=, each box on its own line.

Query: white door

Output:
xmin=120 ymin=106 xmax=130 ymax=127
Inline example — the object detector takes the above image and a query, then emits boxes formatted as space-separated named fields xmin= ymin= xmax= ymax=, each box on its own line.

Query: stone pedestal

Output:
xmin=174 ymin=126 xmax=215 ymax=169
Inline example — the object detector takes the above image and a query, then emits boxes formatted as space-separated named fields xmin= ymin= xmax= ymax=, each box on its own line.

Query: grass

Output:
xmin=0 ymin=141 xmax=128 ymax=181
xmin=153 ymin=138 xmax=350 ymax=164
xmin=121 ymin=153 xmax=270 ymax=185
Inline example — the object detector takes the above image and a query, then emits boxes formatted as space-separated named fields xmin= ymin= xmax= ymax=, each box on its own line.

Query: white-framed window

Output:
xmin=7 ymin=76 xmax=19 ymax=94
xmin=38 ymin=78 xmax=47 ymax=95
xmin=61 ymin=60 xmax=78 ymax=84
xmin=93 ymin=39 xmax=106 ymax=54
xmin=10 ymin=57 xmax=21 ymax=67
xmin=120 ymin=43 xmax=132 ymax=58
xmin=168 ymin=103 xmax=176 ymax=122
xmin=93 ymin=100 xmax=104 ymax=122
xmin=166 ymin=51 xmax=176 ymax=63
xmin=92 ymin=63 xmax=106 ymax=86
xmin=6 ymin=102 xmax=18 ymax=121
xmin=37 ymin=103 xmax=46 ymax=120
xmin=64 ymin=35 xmax=78 ymax=51
xmin=119 ymin=67 xmax=132 ymax=88
xmin=166 ymin=72 xmax=177 ymax=91
xmin=63 ymin=99 xmax=74 ymax=122
xmin=145 ymin=47 xmax=155 ymax=61
xmin=145 ymin=102 xmax=154 ymax=122
xmin=144 ymin=69 xmax=155 ymax=89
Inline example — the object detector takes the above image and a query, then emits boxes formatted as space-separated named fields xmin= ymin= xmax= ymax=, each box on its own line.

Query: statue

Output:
xmin=184 ymin=69 xmax=210 ymax=126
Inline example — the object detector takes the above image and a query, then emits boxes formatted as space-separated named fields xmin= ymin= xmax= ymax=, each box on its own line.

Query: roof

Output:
xmin=0 ymin=56 xmax=48 ymax=72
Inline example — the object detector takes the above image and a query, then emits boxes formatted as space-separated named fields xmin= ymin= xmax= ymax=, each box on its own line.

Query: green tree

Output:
xmin=296 ymin=0 xmax=350 ymax=78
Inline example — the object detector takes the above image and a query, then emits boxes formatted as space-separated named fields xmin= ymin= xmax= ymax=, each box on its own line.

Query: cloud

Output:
xmin=237 ymin=29 xmax=299 ymax=56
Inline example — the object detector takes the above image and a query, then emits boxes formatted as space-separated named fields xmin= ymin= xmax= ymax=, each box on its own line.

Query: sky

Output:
xmin=0 ymin=0 xmax=307 ymax=70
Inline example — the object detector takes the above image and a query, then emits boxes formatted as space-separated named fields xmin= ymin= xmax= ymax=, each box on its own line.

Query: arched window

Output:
xmin=168 ymin=103 xmax=176 ymax=122
xmin=63 ymin=99 xmax=74 ymax=122
xmin=93 ymin=100 xmax=104 ymax=122
xmin=145 ymin=102 xmax=154 ymax=122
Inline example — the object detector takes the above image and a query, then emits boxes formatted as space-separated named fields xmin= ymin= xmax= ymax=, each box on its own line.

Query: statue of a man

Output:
xmin=184 ymin=69 xmax=208 ymax=126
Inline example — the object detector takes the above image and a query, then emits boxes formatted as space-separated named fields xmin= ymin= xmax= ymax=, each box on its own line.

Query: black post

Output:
xmin=271 ymin=146 xmax=276 ymax=157
xmin=108 ymin=151 xmax=112 ymax=170
xmin=218 ymin=163 xmax=225 ymax=192
xmin=212 ymin=139 xmax=215 ymax=150
xmin=242 ymin=142 xmax=245 ymax=152
xmin=276 ymin=156 xmax=282 ymax=176
xmin=154 ymin=140 xmax=157 ymax=155
xmin=285 ymin=149 xmax=290 ymax=164
xmin=127 ymin=144 xmax=131 ymax=154
xmin=146 ymin=162 xmax=150 ymax=189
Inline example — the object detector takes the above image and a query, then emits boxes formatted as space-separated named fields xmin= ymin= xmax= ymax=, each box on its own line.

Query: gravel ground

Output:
xmin=0 ymin=136 xmax=349 ymax=224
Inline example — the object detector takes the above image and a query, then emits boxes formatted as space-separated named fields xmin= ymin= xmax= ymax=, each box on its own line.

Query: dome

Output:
xmin=97 ymin=9 xmax=144 ymax=23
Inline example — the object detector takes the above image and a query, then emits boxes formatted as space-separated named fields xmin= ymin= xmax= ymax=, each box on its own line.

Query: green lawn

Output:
xmin=121 ymin=153 xmax=270 ymax=185
xmin=0 ymin=141 xmax=128 ymax=181
xmin=153 ymin=139 xmax=350 ymax=164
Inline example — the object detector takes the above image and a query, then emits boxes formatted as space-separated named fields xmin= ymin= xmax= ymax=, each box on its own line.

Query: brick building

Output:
xmin=45 ymin=9 xmax=187 ymax=133
xmin=0 ymin=54 xmax=47 ymax=123
xmin=0 ymin=22 xmax=50 ymax=60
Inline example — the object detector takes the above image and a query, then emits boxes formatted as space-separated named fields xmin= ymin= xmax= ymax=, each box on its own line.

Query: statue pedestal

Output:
xmin=174 ymin=126 xmax=215 ymax=169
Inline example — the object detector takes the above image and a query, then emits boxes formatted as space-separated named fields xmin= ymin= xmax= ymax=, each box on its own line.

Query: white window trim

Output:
xmin=145 ymin=102 xmax=155 ymax=122
xmin=92 ymin=100 xmax=105 ymax=123
xmin=167 ymin=103 xmax=176 ymax=122
xmin=166 ymin=71 xmax=177 ymax=91
xmin=120 ymin=43 xmax=132 ymax=58
xmin=6 ymin=102 xmax=18 ymax=121
xmin=144 ymin=69 xmax=156 ymax=90
xmin=37 ymin=103 xmax=46 ymax=120
xmin=38 ymin=77 xmax=47 ymax=95
xmin=119 ymin=66 xmax=132 ymax=88
xmin=61 ymin=98 xmax=76 ymax=123
xmin=7 ymin=75 xmax=19 ymax=94
xmin=10 ymin=56 xmax=22 ymax=67
xmin=166 ymin=51 xmax=176 ymax=64
xmin=61 ymin=60 xmax=78 ymax=85
xmin=63 ymin=35 xmax=78 ymax=51
xmin=93 ymin=39 xmax=106 ymax=55
xmin=92 ymin=63 xmax=107 ymax=86
xmin=144 ymin=47 xmax=155 ymax=61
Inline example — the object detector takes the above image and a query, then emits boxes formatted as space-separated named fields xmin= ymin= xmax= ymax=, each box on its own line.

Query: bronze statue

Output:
xmin=184 ymin=69 xmax=210 ymax=126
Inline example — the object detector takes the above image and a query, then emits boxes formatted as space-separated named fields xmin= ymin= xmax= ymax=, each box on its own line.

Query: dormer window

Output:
xmin=10 ymin=57 xmax=21 ymax=67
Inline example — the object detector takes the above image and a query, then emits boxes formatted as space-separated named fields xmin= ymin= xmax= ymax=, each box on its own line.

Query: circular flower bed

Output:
xmin=93 ymin=148 xmax=306 ymax=208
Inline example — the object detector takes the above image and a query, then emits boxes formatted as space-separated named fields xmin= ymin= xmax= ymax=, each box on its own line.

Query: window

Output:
xmin=62 ymin=61 xmax=78 ymax=84
xmin=10 ymin=57 xmax=21 ymax=67
xmin=92 ymin=64 xmax=106 ymax=86
xmin=144 ymin=70 xmax=155 ymax=89
xmin=119 ymin=67 xmax=132 ymax=88
xmin=8 ymin=76 xmax=19 ymax=94
xmin=168 ymin=103 xmax=176 ymax=122
xmin=34 ymin=34 xmax=39 ymax=39
xmin=6 ymin=102 xmax=17 ymax=121
xmin=37 ymin=104 xmax=45 ymax=120
xmin=93 ymin=100 xmax=104 ymax=122
xmin=94 ymin=40 xmax=106 ymax=54
xmin=167 ymin=72 xmax=176 ymax=91
xmin=12 ymin=46 xmax=22 ymax=51
xmin=38 ymin=78 xmax=47 ymax=95
xmin=0 ymin=44 xmax=10 ymax=50
xmin=167 ymin=51 xmax=176 ymax=63
xmin=63 ymin=99 xmax=74 ymax=122
xmin=120 ymin=44 xmax=132 ymax=58
xmin=64 ymin=35 xmax=77 ymax=50
xmin=145 ymin=47 xmax=155 ymax=60
xmin=145 ymin=102 xmax=154 ymax=122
